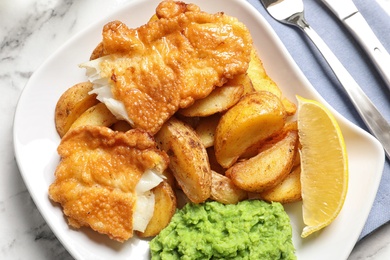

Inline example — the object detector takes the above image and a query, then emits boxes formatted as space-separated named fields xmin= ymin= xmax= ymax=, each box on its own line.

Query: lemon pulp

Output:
xmin=297 ymin=96 xmax=348 ymax=238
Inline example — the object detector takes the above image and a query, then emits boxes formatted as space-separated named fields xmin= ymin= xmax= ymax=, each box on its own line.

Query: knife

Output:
xmin=320 ymin=0 xmax=390 ymax=90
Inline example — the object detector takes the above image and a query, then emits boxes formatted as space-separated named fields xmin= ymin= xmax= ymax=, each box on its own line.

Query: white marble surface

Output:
xmin=1 ymin=0 xmax=390 ymax=259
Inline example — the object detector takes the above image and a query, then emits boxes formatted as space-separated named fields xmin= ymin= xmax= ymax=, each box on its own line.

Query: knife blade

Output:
xmin=320 ymin=0 xmax=390 ymax=90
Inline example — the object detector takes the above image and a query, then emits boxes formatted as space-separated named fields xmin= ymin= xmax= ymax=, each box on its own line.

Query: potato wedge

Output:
xmin=241 ymin=121 xmax=298 ymax=159
xmin=226 ymin=130 xmax=298 ymax=193
xmin=292 ymin=146 xmax=301 ymax=168
xmin=149 ymin=14 xmax=159 ymax=22
xmin=248 ymin=48 xmax=297 ymax=116
xmin=226 ymin=73 xmax=254 ymax=94
xmin=210 ymin=171 xmax=247 ymax=204
xmin=111 ymin=120 xmax=132 ymax=132
xmin=179 ymin=84 xmax=244 ymax=117
xmin=161 ymin=168 xmax=177 ymax=190
xmin=207 ymin=147 xmax=225 ymax=175
xmin=69 ymin=102 xmax=118 ymax=131
xmin=281 ymin=97 xmax=297 ymax=116
xmin=214 ymin=91 xmax=287 ymax=168
xmin=174 ymin=114 xmax=200 ymax=129
xmin=248 ymin=48 xmax=281 ymax=97
xmin=155 ymin=117 xmax=211 ymax=203
xmin=55 ymin=82 xmax=99 ymax=137
xmin=90 ymin=42 xmax=104 ymax=60
xmin=258 ymin=166 xmax=302 ymax=204
xmin=137 ymin=181 xmax=177 ymax=238
xmin=195 ymin=114 xmax=221 ymax=148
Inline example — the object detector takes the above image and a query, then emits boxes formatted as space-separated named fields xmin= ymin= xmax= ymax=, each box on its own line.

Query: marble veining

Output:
xmin=1 ymin=2 xmax=73 ymax=95
xmin=1 ymin=0 xmax=390 ymax=259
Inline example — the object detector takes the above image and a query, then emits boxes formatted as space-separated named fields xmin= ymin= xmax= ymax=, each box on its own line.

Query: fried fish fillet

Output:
xmin=81 ymin=0 xmax=253 ymax=134
xmin=48 ymin=125 xmax=169 ymax=242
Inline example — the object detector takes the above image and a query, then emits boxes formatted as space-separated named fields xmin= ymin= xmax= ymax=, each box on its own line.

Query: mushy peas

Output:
xmin=150 ymin=200 xmax=296 ymax=259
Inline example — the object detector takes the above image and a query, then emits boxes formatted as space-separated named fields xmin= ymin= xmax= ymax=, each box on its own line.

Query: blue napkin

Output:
xmin=246 ymin=0 xmax=390 ymax=240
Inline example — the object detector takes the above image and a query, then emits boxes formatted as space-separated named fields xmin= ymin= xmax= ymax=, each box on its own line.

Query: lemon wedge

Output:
xmin=297 ymin=96 xmax=348 ymax=238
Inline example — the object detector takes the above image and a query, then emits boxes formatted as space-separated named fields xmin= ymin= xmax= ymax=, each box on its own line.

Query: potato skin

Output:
xmin=259 ymin=166 xmax=302 ymax=204
xmin=248 ymin=48 xmax=296 ymax=116
xmin=247 ymin=49 xmax=281 ymax=98
xmin=90 ymin=42 xmax=105 ymax=60
xmin=214 ymin=91 xmax=287 ymax=168
xmin=210 ymin=171 xmax=247 ymax=204
xmin=227 ymin=73 xmax=255 ymax=95
xmin=55 ymin=82 xmax=99 ymax=137
xmin=155 ymin=117 xmax=211 ymax=204
xmin=195 ymin=114 xmax=221 ymax=148
xmin=68 ymin=102 xmax=118 ymax=132
xmin=137 ymin=181 xmax=177 ymax=238
xmin=179 ymin=84 xmax=244 ymax=117
xmin=242 ymin=121 xmax=298 ymax=159
xmin=226 ymin=130 xmax=299 ymax=193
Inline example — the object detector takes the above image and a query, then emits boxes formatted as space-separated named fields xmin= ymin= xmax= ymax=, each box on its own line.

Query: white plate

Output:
xmin=13 ymin=0 xmax=385 ymax=259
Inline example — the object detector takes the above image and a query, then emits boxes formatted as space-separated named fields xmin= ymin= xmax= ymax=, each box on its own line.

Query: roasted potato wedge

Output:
xmin=137 ymin=181 xmax=177 ymax=238
xmin=155 ymin=117 xmax=211 ymax=203
xmin=258 ymin=166 xmax=302 ymax=204
xmin=207 ymin=147 xmax=225 ymax=175
xmin=69 ymin=102 xmax=118 ymax=132
xmin=161 ymin=168 xmax=177 ymax=190
xmin=281 ymin=97 xmax=297 ymax=116
xmin=226 ymin=73 xmax=254 ymax=95
xmin=111 ymin=120 xmax=132 ymax=132
xmin=195 ymin=114 xmax=221 ymax=148
xmin=241 ymin=121 xmax=298 ymax=159
xmin=174 ymin=114 xmax=200 ymax=129
xmin=248 ymin=49 xmax=281 ymax=97
xmin=179 ymin=84 xmax=244 ymax=117
xmin=214 ymin=91 xmax=287 ymax=168
xmin=248 ymin=48 xmax=296 ymax=116
xmin=55 ymin=82 xmax=99 ymax=137
xmin=148 ymin=14 xmax=159 ymax=22
xmin=226 ymin=130 xmax=299 ymax=193
xmin=90 ymin=42 xmax=104 ymax=60
xmin=210 ymin=171 xmax=247 ymax=204
xmin=292 ymin=145 xmax=301 ymax=168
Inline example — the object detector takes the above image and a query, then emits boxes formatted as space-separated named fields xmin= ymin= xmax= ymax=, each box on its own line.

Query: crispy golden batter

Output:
xmin=96 ymin=0 xmax=252 ymax=134
xmin=48 ymin=126 xmax=169 ymax=242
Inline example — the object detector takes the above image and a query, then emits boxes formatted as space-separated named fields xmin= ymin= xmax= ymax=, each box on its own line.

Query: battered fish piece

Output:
xmin=81 ymin=0 xmax=252 ymax=134
xmin=48 ymin=126 xmax=169 ymax=242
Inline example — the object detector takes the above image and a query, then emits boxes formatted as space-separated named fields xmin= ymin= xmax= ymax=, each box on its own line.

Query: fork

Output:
xmin=259 ymin=0 xmax=390 ymax=160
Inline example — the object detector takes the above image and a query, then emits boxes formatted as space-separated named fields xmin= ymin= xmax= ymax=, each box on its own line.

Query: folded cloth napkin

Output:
xmin=246 ymin=0 xmax=390 ymax=240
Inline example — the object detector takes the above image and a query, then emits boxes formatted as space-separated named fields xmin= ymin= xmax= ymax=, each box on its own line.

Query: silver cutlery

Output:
xmin=259 ymin=0 xmax=390 ymax=159
xmin=321 ymin=0 xmax=390 ymax=91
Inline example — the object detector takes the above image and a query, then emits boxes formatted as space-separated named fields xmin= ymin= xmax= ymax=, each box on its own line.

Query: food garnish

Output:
xmin=297 ymin=96 xmax=349 ymax=238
